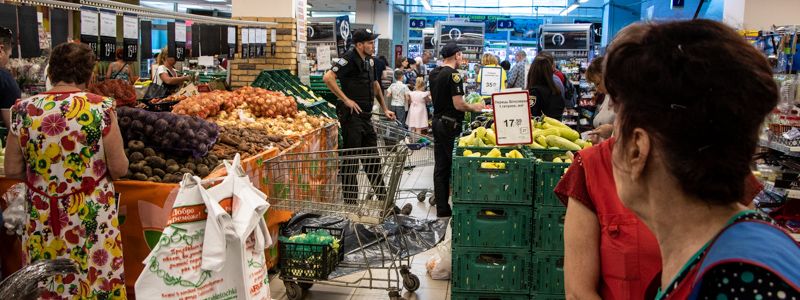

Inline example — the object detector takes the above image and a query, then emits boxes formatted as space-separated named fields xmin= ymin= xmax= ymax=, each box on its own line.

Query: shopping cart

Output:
xmin=0 ymin=259 xmax=78 ymax=300
xmin=264 ymin=145 xmax=421 ymax=300
xmin=373 ymin=114 xmax=436 ymax=205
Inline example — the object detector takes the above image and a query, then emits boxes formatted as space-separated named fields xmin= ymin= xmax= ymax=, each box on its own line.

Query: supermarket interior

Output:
xmin=0 ymin=0 xmax=799 ymax=299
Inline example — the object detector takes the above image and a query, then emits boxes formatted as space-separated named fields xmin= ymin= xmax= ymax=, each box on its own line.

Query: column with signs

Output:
xmin=99 ymin=9 xmax=116 ymax=61
xmin=123 ymin=14 xmax=138 ymax=61
xmin=480 ymin=66 xmax=503 ymax=96
xmin=492 ymin=91 xmax=533 ymax=145
xmin=80 ymin=7 xmax=99 ymax=56
xmin=227 ymin=27 xmax=236 ymax=59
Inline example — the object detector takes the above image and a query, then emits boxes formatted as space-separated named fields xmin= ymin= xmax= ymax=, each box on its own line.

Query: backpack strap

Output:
xmin=689 ymin=220 xmax=800 ymax=298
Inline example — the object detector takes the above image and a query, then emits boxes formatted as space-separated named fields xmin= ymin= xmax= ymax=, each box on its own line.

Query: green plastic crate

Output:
xmin=531 ymin=293 xmax=565 ymax=300
xmin=452 ymin=203 xmax=533 ymax=249
xmin=531 ymin=150 xmax=571 ymax=208
xmin=533 ymin=207 xmax=566 ymax=252
xmin=451 ymin=292 xmax=531 ymax=300
xmin=451 ymin=147 xmax=534 ymax=205
xmin=451 ymin=247 xmax=531 ymax=293
xmin=531 ymin=252 xmax=565 ymax=295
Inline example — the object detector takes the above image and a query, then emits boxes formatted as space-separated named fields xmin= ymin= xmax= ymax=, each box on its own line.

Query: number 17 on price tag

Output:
xmin=492 ymin=91 xmax=533 ymax=145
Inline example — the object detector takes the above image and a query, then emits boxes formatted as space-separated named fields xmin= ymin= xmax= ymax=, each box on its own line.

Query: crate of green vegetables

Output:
xmin=278 ymin=226 xmax=344 ymax=280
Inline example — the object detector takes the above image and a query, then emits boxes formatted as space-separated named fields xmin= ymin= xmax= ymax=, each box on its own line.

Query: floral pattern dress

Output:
xmin=10 ymin=91 xmax=126 ymax=300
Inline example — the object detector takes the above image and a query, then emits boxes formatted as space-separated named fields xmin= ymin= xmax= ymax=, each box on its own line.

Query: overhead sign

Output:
xmin=99 ymin=9 xmax=116 ymax=61
xmin=479 ymin=67 xmax=503 ymax=96
xmin=80 ymin=7 xmax=99 ymax=56
xmin=496 ymin=19 xmax=514 ymax=31
xmin=123 ymin=14 xmax=138 ymax=61
xmin=671 ymin=0 xmax=685 ymax=9
xmin=409 ymin=18 xmax=426 ymax=30
xmin=492 ymin=91 xmax=533 ymax=145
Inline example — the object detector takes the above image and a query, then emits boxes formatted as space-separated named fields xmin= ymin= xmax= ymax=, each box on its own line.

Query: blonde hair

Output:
xmin=415 ymin=77 xmax=425 ymax=91
xmin=156 ymin=47 xmax=168 ymax=65
xmin=481 ymin=53 xmax=498 ymax=66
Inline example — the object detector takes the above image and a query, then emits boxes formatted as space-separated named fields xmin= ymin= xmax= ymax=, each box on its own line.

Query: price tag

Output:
xmin=80 ymin=8 xmax=98 ymax=36
xmin=175 ymin=21 xmax=186 ymax=42
xmin=227 ymin=27 xmax=236 ymax=44
xmin=492 ymin=91 xmax=533 ymax=145
xmin=100 ymin=10 xmax=116 ymax=37
xmin=480 ymin=67 xmax=503 ymax=96
xmin=123 ymin=15 xmax=138 ymax=39
xmin=317 ymin=46 xmax=331 ymax=70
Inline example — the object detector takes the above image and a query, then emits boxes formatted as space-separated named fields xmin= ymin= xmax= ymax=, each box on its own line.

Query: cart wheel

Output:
xmin=416 ymin=192 xmax=427 ymax=202
xmin=299 ymin=282 xmax=314 ymax=290
xmin=388 ymin=290 xmax=405 ymax=300
xmin=429 ymin=195 xmax=436 ymax=206
xmin=285 ymin=281 xmax=304 ymax=300
xmin=403 ymin=273 xmax=421 ymax=292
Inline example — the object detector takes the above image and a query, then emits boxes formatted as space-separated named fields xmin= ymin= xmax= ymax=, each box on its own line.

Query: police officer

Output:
xmin=430 ymin=42 xmax=485 ymax=218
xmin=323 ymin=29 xmax=410 ymax=214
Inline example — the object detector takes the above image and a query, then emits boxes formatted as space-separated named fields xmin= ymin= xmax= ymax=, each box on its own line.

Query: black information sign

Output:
xmin=80 ymin=7 xmax=100 ymax=57
xmin=226 ymin=26 xmax=236 ymax=59
xmin=122 ymin=13 xmax=138 ymax=61
xmin=140 ymin=20 xmax=152 ymax=60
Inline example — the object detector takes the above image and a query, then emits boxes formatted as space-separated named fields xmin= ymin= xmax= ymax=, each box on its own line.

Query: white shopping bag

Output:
xmin=135 ymin=154 xmax=272 ymax=300
xmin=206 ymin=154 xmax=272 ymax=299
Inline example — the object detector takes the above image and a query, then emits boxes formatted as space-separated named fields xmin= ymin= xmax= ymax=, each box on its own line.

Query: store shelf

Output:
xmin=759 ymin=139 xmax=800 ymax=157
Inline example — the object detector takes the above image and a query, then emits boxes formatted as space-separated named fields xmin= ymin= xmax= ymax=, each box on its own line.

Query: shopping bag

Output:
xmin=134 ymin=174 xmax=241 ymax=299
xmin=426 ymin=237 xmax=452 ymax=280
xmin=205 ymin=154 xmax=272 ymax=299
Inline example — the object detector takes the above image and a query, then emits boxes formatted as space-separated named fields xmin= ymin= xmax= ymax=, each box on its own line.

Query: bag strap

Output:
xmin=111 ymin=63 xmax=128 ymax=79
xmin=181 ymin=174 xmax=235 ymax=272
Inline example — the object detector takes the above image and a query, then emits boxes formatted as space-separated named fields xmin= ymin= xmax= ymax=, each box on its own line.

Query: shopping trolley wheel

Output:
xmin=299 ymin=282 xmax=314 ymax=290
xmin=416 ymin=192 xmax=427 ymax=202
xmin=285 ymin=281 xmax=304 ymax=300
xmin=388 ymin=290 xmax=405 ymax=300
xmin=429 ymin=195 xmax=436 ymax=206
xmin=402 ymin=273 xmax=421 ymax=292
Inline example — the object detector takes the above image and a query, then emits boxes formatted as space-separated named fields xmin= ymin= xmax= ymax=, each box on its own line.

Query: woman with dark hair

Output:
xmin=4 ymin=42 xmax=129 ymax=299
xmin=396 ymin=57 xmax=417 ymax=90
xmin=606 ymin=20 xmax=799 ymax=299
xmin=105 ymin=48 xmax=133 ymax=84
xmin=527 ymin=56 xmax=564 ymax=118
xmin=584 ymin=55 xmax=615 ymax=143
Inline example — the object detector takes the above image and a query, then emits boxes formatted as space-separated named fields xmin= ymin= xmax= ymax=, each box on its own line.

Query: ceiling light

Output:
xmin=578 ymin=0 xmax=589 ymax=3
xmin=421 ymin=0 xmax=432 ymax=11
xmin=206 ymin=0 xmax=227 ymax=2
xmin=559 ymin=3 xmax=579 ymax=16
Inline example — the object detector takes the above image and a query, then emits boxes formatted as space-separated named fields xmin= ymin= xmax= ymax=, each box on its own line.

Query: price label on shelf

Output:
xmin=479 ymin=66 xmax=502 ymax=96
xmin=123 ymin=14 xmax=138 ymax=39
xmin=80 ymin=7 xmax=98 ymax=36
xmin=492 ymin=91 xmax=533 ymax=145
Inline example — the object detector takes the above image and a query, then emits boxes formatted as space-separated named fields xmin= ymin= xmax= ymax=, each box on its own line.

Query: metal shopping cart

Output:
xmin=264 ymin=145 xmax=421 ymax=300
xmin=372 ymin=114 xmax=436 ymax=205
xmin=0 ymin=259 xmax=78 ymax=300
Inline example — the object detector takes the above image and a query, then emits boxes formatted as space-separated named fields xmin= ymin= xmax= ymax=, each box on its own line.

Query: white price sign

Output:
xmin=261 ymin=29 xmax=268 ymax=44
xmin=227 ymin=27 xmax=236 ymax=44
xmin=123 ymin=15 xmax=138 ymax=39
xmin=175 ymin=22 xmax=186 ymax=42
xmin=80 ymin=8 xmax=99 ymax=36
xmin=317 ymin=46 xmax=331 ymax=70
xmin=248 ymin=28 xmax=256 ymax=44
xmin=99 ymin=10 xmax=116 ymax=37
xmin=480 ymin=67 xmax=503 ymax=96
xmin=242 ymin=28 xmax=249 ymax=44
xmin=492 ymin=91 xmax=533 ymax=145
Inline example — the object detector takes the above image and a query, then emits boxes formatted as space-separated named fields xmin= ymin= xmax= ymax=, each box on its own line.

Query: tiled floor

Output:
xmin=269 ymin=164 xmax=453 ymax=300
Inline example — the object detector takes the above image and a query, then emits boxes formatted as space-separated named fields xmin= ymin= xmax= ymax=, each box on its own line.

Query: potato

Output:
xmin=128 ymin=140 xmax=145 ymax=151
xmin=129 ymin=152 xmax=144 ymax=163
xmin=166 ymin=164 xmax=181 ymax=173
xmin=179 ymin=168 xmax=194 ymax=175
xmin=143 ymin=148 xmax=157 ymax=157
xmin=147 ymin=176 xmax=161 ymax=182
xmin=132 ymin=173 xmax=148 ymax=181
xmin=152 ymin=168 xmax=166 ymax=178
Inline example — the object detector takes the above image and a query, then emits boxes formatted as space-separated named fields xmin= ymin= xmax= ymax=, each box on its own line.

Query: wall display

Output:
xmin=80 ymin=7 xmax=100 ymax=56
xmin=99 ymin=9 xmax=116 ymax=61
xmin=51 ymin=8 xmax=69 ymax=48
xmin=541 ymin=31 xmax=590 ymax=51
xmin=510 ymin=19 xmax=543 ymax=41
xmin=492 ymin=91 xmax=533 ymax=145
xmin=123 ymin=13 xmax=138 ymax=61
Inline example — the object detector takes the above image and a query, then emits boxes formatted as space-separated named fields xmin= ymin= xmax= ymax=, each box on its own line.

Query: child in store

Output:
xmin=386 ymin=69 xmax=411 ymax=124
xmin=406 ymin=77 xmax=431 ymax=134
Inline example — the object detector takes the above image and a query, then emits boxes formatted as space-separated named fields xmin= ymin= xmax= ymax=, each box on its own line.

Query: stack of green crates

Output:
xmin=309 ymin=75 xmax=340 ymax=104
xmin=529 ymin=149 xmax=571 ymax=299
xmin=451 ymin=145 xmax=535 ymax=300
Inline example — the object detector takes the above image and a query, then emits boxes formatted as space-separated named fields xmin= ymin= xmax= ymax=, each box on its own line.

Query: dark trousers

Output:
xmin=340 ymin=115 xmax=386 ymax=203
xmin=432 ymin=117 xmax=461 ymax=217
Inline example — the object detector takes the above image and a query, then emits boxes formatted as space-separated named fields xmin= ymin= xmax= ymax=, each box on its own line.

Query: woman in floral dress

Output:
xmin=4 ymin=42 xmax=129 ymax=299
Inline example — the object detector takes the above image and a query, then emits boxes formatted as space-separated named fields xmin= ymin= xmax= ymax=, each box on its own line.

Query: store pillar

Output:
xmin=601 ymin=0 xmax=641 ymax=47
xmin=230 ymin=0 xmax=307 ymax=87
xmin=356 ymin=0 xmax=393 ymax=61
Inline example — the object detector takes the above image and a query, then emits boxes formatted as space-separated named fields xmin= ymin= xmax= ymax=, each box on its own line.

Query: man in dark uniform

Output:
xmin=430 ymin=42 xmax=485 ymax=218
xmin=323 ymin=29 xmax=408 ymax=213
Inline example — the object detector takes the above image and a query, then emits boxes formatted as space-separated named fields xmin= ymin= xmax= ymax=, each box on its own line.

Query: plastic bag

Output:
xmin=135 ymin=154 xmax=271 ymax=299
xmin=2 ymin=184 xmax=27 ymax=236
xmin=426 ymin=237 xmax=451 ymax=280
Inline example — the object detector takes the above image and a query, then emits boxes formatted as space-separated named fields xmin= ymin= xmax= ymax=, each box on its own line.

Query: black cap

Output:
xmin=352 ymin=28 xmax=380 ymax=43
xmin=440 ymin=42 xmax=462 ymax=58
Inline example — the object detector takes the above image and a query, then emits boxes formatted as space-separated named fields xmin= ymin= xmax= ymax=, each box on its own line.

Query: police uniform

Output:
xmin=329 ymin=29 xmax=387 ymax=204
xmin=430 ymin=43 xmax=466 ymax=217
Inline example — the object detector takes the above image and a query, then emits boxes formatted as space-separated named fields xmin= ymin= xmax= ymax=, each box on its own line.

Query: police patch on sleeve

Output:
xmin=452 ymin=73 xmax=462 ymax=83
xmin=332 ymin=66 xmax=339 ymax=72
xmin=335 ymin=58 xmax=348 ymax=66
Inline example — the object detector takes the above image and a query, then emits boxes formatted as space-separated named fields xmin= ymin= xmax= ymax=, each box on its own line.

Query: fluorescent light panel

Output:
xmin=559 ymin=3 xmax=579 ymax=15
xmin=421 ymin=0 xmax=432 ymax=10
